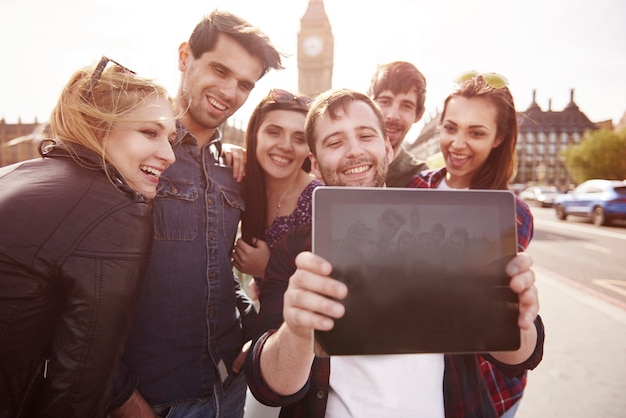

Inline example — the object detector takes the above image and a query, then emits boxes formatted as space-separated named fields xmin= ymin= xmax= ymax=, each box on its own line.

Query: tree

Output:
xmin=562 ymin=128 xmax=626 ymax=184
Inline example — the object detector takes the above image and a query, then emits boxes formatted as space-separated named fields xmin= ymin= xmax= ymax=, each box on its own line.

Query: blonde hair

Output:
xmin=49 ymin=60 xmax=176 ymax=168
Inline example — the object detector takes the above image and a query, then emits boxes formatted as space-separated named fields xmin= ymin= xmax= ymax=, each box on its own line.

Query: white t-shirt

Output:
xmin=326 ymin=354 xmax=445 ymax=418
xmin=437 ymin=177 xmax=469 ymax=190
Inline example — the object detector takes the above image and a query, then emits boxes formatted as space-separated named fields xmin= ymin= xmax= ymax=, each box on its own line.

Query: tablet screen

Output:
xmin=312 ymin=187 xmax=520 ymax=356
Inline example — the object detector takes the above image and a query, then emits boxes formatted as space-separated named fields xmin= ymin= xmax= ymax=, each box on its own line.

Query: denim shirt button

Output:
xmin=316 ymin=390 xmax=326 ymax=399
xmin=208 ymin=308 xmax=216 ymax=317
xmin=171 ymin=186 xmax=178 ymax=194
xmin=209 ymin=271 xmax=216 ymax=279
xmin=209 ymin=231 xmax=216 ymax=241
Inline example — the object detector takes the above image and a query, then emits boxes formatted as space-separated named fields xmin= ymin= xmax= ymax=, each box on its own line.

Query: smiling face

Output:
xmin=439 ymin=96 xmax=503 ymax=189
xmin=255 ymin=109 xmax=308 ymax=181
xmin=310 ymin=100 xmax=393 ymax=187
xmin=103 ymin=95 xmax=176 ymax=199
xmin=373 ymin=88 xmax=421 ymax=152
xmin=178 ymin=34 xmax=264 ymax=143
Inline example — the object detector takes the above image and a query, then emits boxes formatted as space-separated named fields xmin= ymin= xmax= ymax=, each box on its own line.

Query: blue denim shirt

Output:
xmin=112 ymin=125 xmax=257 ymax=409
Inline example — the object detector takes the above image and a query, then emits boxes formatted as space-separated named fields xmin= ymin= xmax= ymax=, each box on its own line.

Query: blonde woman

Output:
xmin=0 ymin=56 xmax=176 ymax=418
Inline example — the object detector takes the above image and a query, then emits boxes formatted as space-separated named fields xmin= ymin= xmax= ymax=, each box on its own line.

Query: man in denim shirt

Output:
xmin=109 ymin=10 xmax=284 ymax=418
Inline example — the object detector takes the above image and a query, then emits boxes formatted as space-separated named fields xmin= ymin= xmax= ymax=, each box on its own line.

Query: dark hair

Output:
xmin=240 ymin=92 xmax=310 ymax=244
xmin=441 ymin=76 xmax=518 ymax=190
xmin=367 ymin=61 xmax=427 ymax=119
xmin=305 ymin=89 xmax=385 ymax=156
xmin=188 ymin=9 xmax=285 ymax=78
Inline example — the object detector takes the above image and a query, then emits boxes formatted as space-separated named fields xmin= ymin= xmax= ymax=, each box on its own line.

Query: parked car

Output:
xmin=519 ymin=185 xmax=562 ymax=207
xmin=508 ymin=183 xmax=527 ymax=195
xmin=554 ymin=179 xmax=626 ymax=226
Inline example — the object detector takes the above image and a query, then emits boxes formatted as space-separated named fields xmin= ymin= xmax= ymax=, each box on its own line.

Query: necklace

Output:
xmin=273 ymin=181 xmax=295 ymax=219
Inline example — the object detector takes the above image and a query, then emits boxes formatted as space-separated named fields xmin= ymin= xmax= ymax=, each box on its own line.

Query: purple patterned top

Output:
xmin=264 ymin=178 xmax=322 ymax=249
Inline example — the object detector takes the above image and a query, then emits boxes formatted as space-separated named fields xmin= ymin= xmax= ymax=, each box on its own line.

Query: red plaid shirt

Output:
xmin=409 ymin=168 xmax=534 ymax=415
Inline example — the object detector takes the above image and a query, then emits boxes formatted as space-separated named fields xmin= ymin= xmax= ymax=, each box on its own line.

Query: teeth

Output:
xmin=208 ymin=97 xmax=226 ymax=111
xmin=385 ymin=123 xmax=402 ymax=133
xmin=271 ymin=155 xmax=291 ymax=164
xmin=451 ymin=153 xmax=469 ymax=160
xmin=140 ymin=165 xmax=162 ymax=177
xmin=343 ymin=165 xmax=369 ymax=175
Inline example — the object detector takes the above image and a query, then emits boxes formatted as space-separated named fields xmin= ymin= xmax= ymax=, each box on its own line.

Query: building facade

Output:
xmin=297 ymin=0 xmax=334 ymax=98
xmin=515 ymin=89 xmax=597 ymax=187
xmin=0 ymin=119 xmax=48 ymax=167
xmin=408 ymin=112 xmax=443 ymax=168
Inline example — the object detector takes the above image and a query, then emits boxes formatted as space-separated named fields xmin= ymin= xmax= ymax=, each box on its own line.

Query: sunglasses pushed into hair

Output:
xmin=83 ymin=55 xmax=136 ymax=99
xmin=454 ymin=70 xmax=508 ymax=89
xmin=266 ymin=89 xmax=313 ymax=108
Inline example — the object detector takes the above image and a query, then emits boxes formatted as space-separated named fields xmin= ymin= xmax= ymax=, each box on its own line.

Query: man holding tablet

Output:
xmin=244 ymin=89 xmax=543 ymax=417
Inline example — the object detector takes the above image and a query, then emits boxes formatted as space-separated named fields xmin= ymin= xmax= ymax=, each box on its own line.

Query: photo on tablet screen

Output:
xmin=312 ymin=187 xmax=520 ymax=356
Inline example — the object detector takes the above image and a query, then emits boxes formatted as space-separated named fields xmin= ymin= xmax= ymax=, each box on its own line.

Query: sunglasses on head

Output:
xmin=454 ymin=70 xmax=508 ymax=89
xmin=83 ymin=55 xmax=136 ymax=100
xmin=266 ymin=89 xmax=313 ymax=108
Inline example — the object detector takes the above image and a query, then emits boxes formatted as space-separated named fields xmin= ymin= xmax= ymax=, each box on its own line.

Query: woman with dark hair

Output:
xmin=410 ymin=71 xmax=535 ymax=417
xmin=232 ymin=89 xmax=322 ymax=299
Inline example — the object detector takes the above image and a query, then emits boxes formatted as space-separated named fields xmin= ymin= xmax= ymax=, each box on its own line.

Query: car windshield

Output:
xmin=614 ymin=186 xmax=626 ymax=195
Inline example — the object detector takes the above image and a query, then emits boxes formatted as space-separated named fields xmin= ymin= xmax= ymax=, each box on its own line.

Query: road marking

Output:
xmin=583 ymin=243 xmax=612 ymax=254
xmin=534 ymin=218 xmax=626 ymax=240
xmin=594 ymin=279 xmax=626 ymax=298
xmin=534 ymin=265 xmax=626 ymax=320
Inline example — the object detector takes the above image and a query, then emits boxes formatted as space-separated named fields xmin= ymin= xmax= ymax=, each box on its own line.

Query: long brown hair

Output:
xmin=441 ymin=75 xmax=518 ymax=190
xmin=240 ymin=91 xmax=310 ymax=244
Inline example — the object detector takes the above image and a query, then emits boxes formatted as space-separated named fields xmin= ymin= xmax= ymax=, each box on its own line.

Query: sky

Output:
xmin=1 ymin=0 xmax=625 ymax=140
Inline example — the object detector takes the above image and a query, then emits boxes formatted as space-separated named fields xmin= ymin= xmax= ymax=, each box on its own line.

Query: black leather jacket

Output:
xmin=0 ymin=143 xmax=152 ymax=418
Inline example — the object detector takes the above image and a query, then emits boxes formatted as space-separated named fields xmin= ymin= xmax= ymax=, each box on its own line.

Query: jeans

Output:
xmin=153 ymin=372 xmax=247 ymax=418
xmin=501 ymin=399 xmax=521 ymax=418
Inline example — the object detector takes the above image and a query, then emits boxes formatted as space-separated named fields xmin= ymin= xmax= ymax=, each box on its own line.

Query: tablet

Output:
xmin=311 ymin=186 xmax=520 ymax=356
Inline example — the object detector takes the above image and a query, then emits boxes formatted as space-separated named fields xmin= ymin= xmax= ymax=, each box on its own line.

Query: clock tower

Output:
xmin=297 ymin=0 xmax=334 ymax=98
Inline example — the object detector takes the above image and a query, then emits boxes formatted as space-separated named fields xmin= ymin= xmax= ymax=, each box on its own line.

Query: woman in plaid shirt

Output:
xmin=409 ymin=71 xmax=535 ymax=417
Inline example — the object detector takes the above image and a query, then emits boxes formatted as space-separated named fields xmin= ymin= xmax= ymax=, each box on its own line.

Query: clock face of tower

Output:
xmin=303 ymin=35 xmax=323 ymax=57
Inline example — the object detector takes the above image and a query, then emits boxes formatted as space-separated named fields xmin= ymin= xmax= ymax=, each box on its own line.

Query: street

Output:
xmin=527 ymin=206 xmax=626 ymax=306
xmin=517 ymin=206 xmax=626 ymax=417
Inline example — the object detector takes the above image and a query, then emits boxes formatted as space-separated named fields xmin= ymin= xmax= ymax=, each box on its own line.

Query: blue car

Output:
xmin=554 ymin=179 xmax=626 ymax=226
